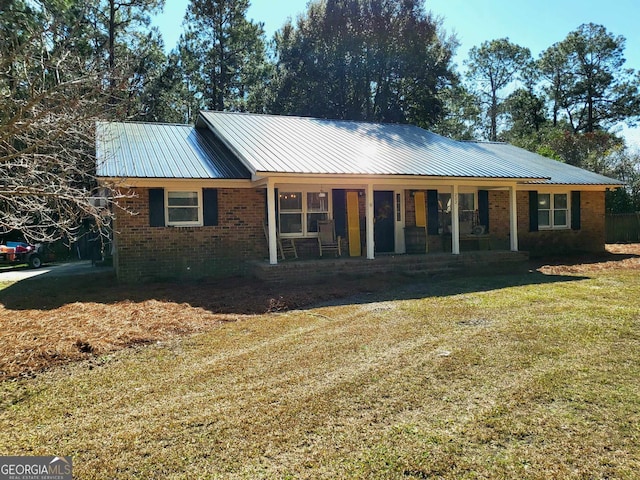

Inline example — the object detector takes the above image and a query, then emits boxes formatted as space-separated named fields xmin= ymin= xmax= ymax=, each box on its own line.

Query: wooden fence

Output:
xmin=606 ymin=213 xmax=640 ymax=243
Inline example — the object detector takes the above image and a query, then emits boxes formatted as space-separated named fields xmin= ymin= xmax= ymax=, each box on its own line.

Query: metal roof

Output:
xmin=96 ymin=113 xmax=625 ymax=187
xmin=468 ymin=142 xmax=624 ymax=186
xmin=96 ymin=121 xmax=251 ymax=179
xmin=198 ymin=111 xmax=548 ymax=180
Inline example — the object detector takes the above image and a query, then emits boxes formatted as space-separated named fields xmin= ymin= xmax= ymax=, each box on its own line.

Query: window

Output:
xmin=279 ymin=190 xmax=329 ymax=236
xmin=167 ymin=191 xmax=201 ymax=226
xmin=538 ymin=193 xmax=568 ymax=229
xmin=306 ymin=192 xmax=329 ymax=233
xmin=438 ymin=192 xmax=476 ymax=234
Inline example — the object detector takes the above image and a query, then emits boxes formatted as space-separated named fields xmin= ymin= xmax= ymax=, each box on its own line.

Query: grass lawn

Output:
xmin=1 ymin=247 xmax=639 ymax=478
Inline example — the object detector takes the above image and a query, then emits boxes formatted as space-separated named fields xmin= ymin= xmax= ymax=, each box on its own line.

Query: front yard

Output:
xmin=1 ymin=246 xmax=639 ymax=478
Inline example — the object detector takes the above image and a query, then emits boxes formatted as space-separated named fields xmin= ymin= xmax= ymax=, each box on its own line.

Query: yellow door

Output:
xmin=346 ymin=191 xmax=361 ymax=257
xmin=414 ymin=191 xmax=426 ymax=227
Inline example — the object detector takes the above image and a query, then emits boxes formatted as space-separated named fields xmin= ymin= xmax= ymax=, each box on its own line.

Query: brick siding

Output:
xmin=114 ymin=187 xmax=267 ymax=282
xmin=114 ymin=186 xmax=606 ymax=281
xmin=487 ymin=190 xmax=605 ymax=255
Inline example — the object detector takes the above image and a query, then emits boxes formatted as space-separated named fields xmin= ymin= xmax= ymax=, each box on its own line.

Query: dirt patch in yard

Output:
xmin=1 ymin=244 xmax=639 ymax=380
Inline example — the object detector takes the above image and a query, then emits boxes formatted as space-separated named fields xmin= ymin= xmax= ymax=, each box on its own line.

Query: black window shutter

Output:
xmin=478 ymin=190 xmax=489 ymax=232
xmin=427 ymin=190 xmax=439 ymax=235
xmin=332 ymin=189 xmax=347 ymax=237
xmin=149 ymin=188 xmax=165 ymax=227
xmin=529 ymin=191 xmax=538 ymax=232
xmin=203 ymin=188 xmax=219 ymax=226
xmin=571 ymin=191 xmax=581 ymax=230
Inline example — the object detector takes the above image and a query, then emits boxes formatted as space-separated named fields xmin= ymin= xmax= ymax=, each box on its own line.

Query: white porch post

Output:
xmin=366 ymin=183 xmax=375 ymax=260
xmin=267 ymin=180 xmax=278 ymax=265
xmin=509 ymin=184 xmax=519 ymax=251
xmin=451 ymin=184 xmax=460 ymax=254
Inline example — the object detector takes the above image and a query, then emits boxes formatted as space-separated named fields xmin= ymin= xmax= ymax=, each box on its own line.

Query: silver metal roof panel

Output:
xmin=96 ymin=121 xmax=251 ymax=179
xmin=198 ymin=111 xmax=548 ymax=180
xmin=468 ymin=142 xmax=624 ymax=186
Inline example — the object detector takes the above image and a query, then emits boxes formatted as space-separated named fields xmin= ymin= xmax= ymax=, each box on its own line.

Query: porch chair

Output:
xmin=263 ymin=222 xmax=298 ymax=260
xmin=317 ymin=219 xmax=341 ymax=257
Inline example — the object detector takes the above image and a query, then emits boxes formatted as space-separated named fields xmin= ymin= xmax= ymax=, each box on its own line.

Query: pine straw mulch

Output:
xmin=535 ymin=243 xmax=640 ymax=275
xmin=1 ymin=243 xmax=639 ymax=381
xmin=0 ymin=273 xmax=392 ymax=381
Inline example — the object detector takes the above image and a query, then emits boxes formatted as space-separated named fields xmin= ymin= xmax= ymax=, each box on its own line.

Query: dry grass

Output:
xmin=0 ymin=274 xmax=391 ymax=380
xmin=1 ymin=245 xmax=639 ymax=478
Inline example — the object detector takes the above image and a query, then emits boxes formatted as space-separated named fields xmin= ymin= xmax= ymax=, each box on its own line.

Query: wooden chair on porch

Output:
xmin=263 ymin=222 xmax=298 ymax=260
xmin=318 ymin=219 xmax=341 ymax=257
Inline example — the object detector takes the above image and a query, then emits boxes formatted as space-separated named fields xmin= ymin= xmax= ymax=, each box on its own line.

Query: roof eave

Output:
xmin=253 ymin=171 xmax=548 ymax=183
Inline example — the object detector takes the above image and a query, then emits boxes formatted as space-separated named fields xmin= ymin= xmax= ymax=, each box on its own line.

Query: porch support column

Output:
xmin=266 ymin=180 xmax=278 ymax=265
xmin=366 ymin=183 xmax=375 ymax=260
xmin=451 ymin=184 xmax=460 ymax=255
xmin=509 ymin=184 xmax=519 ymax=251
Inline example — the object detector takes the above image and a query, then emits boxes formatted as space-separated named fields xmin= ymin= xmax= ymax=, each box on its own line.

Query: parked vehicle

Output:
xmin=0 ymin=241 xmax=44 ymax=268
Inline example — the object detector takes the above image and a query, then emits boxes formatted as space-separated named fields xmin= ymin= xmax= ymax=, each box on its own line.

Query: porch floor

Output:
xmin=251 ymin=250 xmax=530 ymax=284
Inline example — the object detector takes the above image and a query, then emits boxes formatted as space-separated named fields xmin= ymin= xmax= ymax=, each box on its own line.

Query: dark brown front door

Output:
xmin=374 ymin=191 xmax=394 ymax=253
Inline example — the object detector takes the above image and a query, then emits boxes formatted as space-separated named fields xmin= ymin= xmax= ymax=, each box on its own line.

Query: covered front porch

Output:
xmin=258 ymin=176 xmax=522 ymax=265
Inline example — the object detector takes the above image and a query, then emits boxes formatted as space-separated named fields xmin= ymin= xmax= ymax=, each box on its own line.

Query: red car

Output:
xmin=0 ymin=241 xmax=44 ymax=268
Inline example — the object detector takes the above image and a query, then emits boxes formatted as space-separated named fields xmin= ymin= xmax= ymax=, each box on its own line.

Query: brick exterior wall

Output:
xmin=488 ymin=190 xmax=605 ymax=255
xmin=114 ymin=186 xmax=606 ymax=281
xmin=405 ymin=188 xmax=605 ymax=255
xmin=114 ymin=187 xmax=267 ymax=282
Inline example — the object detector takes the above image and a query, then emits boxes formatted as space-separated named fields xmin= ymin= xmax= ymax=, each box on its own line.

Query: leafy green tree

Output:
xmin=135 ymin=51 xmax=194 ymax=123
xmin=498 ymin=88 xmax=548 ymax=149
xmin=431 ymin=84 xmax=481 ymax=140
xmin=84 ymin=0 xmax=166 ymax=116
xmin=539 ymin=23 xmax=640 ymax=133
xmin=268 ymin=0 xmax=457 ymax=127
xmin=605 ymin=148 xmax=640 ymax=212
xmin=465 ymin=38 xmax=532 ymax=141
xmin=178 ymin=0 xmax=268 ymax=117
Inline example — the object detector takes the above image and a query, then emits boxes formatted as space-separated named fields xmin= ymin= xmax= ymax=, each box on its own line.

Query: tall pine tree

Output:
xmin=178 ymin=0 xmax=268 ymax=118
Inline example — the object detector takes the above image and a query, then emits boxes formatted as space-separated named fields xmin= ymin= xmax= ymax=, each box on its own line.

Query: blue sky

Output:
xmin=153 ymin=0 xmax=640 ymax=69
xmin=151 ymin=0 xmax=640 ymax=148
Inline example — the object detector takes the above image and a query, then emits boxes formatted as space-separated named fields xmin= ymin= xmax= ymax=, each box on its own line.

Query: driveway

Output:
xmin=0 ymin=261 xmax=114 ymax=282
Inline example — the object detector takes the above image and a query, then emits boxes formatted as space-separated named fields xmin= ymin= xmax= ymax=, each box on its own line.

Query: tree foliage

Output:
xmin=464 ymin=38 xmax=532 ymax=141
xmin=539 ymin=23 xmax=640 ymax=134
xmin=177 ymin=0 xmax=268 ymax=118
xmin=267 ymin=0 xmax=457 ymax=127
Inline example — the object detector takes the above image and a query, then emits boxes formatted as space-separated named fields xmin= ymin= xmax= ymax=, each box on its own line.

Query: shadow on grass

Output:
xmin=0 ymin=268 xmax=588 ymax=314
xmin=530 ymin=248 xmax=640 ymax=269
xmin=305 ymin=270 xmax=590 ymax=309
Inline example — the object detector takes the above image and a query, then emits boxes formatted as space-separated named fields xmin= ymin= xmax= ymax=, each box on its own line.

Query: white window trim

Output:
xmin=166 ymin=189 xmax=203 ymax=227
xmin=279 ymin=188 xmax=332 ymax=238
xmin=538 ymin=191 xmax=570 ymax=230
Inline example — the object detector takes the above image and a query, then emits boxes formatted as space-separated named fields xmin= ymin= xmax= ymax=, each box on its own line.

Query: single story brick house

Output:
xmin=96 ymin=111 xmax=623 ymax=282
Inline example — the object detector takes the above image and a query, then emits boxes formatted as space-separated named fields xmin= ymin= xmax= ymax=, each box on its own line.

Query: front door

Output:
xmin=374 ymin=191 xmax=395 ymax=253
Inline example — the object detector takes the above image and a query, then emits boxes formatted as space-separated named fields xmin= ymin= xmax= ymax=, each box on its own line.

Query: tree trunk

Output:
xmin=490 ymin=92 xmax=498 ymax=141
xmin=108 ymin=0 xmax=117 ymax=103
